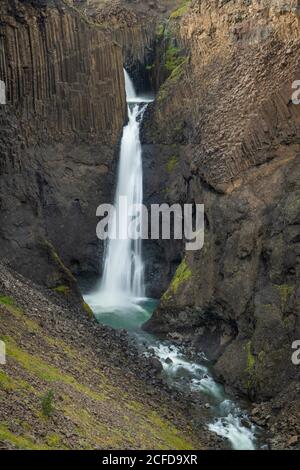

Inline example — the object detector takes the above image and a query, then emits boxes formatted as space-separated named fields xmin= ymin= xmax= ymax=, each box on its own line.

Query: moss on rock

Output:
xmin=170 ymin=1 xmax=192 ymax=19
xmin=162 ymin=258 xmax=192 ymax=303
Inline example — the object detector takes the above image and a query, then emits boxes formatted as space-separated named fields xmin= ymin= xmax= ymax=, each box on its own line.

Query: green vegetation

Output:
xmin=41 ymin=390 xmax=55 ymax=417
xmin=147 ymin=412 xmax=195 ymax=450
xmin=0 ymin=276 xmax=200 ymax=450
xmin=170 ymin=1 xmax=192 ymax=19
xmin=166 ymin=155 xmax=179 ymax=172
xmin=170 ymin=258 xmax=192 ymax=294
xmin=82 ymin=301 xmax=94 ymax=317
xmin=53 ymin=285 xmax=70 ymax=296
xmin=157 ymin=57 xmax=187 ymax=103
xmin=244 ymin=341 xmax=256 ymax=395
xmin=0 ymin=370 xmax=32 ymax=392
xmin=162 ymin=258 xmax=192 ymax=302
xmin=3 ymin=337 xmax=107 ymax=402
xmin=0 ymin=424 xmax=50 ymax=450
xmin=165 ymin=46 xmax=186 ymax=74
xmin=156 ymin=23 xmax=165 ymax=38
xmin=46 ymin=433 xmax=62 ymax=448
xmin=0 ymin=295 xmax=15 ymax=307
xmin=0 ymin=294 xmax=40 ymax=333
xmin=275 ymin=284 xmax=295 ymax=310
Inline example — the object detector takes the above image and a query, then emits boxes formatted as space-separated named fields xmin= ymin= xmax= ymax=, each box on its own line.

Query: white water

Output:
xmin=87 ymin=70 xmax=150 ymax=311
xmin=146 ymin=342 xmax=257 ymax=450
xmin=84 ymin=70 xmax=258 ymax=451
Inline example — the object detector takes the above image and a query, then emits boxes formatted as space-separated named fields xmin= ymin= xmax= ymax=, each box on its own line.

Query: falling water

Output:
xmin=86 ymin=70 xmax=151 ymax=312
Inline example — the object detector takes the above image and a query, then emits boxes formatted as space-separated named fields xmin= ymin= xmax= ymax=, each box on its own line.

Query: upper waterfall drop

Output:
xmin=86 ymin=69 xmax=152 ymax=313
xmin=124 ymin=69 xmax=136 ymax=103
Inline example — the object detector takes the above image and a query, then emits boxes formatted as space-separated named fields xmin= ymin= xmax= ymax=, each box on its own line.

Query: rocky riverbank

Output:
xmin=0 ymin=261 xmax=220 ymax=449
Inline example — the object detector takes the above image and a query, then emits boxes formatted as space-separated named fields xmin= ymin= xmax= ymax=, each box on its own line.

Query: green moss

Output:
xmin=165 ymin=46 xmax=186 ymax=74
xmin=170 ymin=1 xmax=191 ymax=19
xmin=4 ymin=337 xmax=107 ymax=402
xmin=169 ymin=59 xmax=187 ymax=79
xmin=53 ymin=285 xmax=70 ymax=296
xmin=162 ymin=258 xmax=192 ymax=302
xmin=0 ymin=296 xmax=40 ymax=333
xmin=46 ymin=433 xmax=62 ymax=448
xmin=166 ymin=155 xmax=179 ymax=172
xmin=275 ymin=284 xmax=295 ymax=310
xmin=147 ymin=412 xmax=195 ymax=450
xmin=170 ymin=258 xmax=192 ymax=294
xmin=83 ymin=301 xmax=94 ymax=317
xmin=244 ymin=341 xmax=256 ymax=395
xmin=0 ymin=295 xmax=15 ymax=307
xmin=0 ymin=370 xmax=33 ymax=392
xmin=0 ymin=423 xmax=50 ymax=450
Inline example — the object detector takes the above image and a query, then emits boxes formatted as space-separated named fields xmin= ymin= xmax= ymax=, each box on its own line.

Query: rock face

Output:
xmin=143 ymin=0 xmax=300 ymax=405
xmin=0 ymin=0 xmax=126 ymax=287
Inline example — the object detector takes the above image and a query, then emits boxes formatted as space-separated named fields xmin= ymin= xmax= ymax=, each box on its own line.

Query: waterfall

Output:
xmin=87 ymin=69 xmax=151 ymax=312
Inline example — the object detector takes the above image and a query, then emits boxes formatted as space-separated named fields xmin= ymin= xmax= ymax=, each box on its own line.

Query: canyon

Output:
xmin=0 ymin=0 xmax=300 ymax=451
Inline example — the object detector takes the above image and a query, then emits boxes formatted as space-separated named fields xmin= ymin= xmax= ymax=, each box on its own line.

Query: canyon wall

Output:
xmin=143 ymin=0 xmax=300 ymax=414
xmin=0 ymin=0 xmax=126 ymax=287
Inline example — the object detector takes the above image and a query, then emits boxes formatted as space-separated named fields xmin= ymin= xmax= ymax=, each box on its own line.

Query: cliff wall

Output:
xmin=0 ymin=0 xmax=126 ymax=287
xmin=143 ymin=0 xmax=300 ymax=426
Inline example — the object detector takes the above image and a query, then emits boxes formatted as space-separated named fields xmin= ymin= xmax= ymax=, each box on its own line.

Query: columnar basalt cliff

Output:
xmin=84 ymin=0 xmax=182 ymax=91
xmin=0 ymin=0 xmax=126 ymax=287
xmin=143 ymin=0 xmax=300 ymax=438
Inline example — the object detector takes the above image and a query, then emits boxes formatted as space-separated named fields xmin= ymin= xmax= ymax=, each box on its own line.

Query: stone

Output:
xmin=287 ymin=436 xmax=298 ymax=446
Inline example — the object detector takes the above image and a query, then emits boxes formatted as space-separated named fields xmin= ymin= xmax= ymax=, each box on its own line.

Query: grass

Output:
xmin=3 ymin=337 xmax=108 ymax=402
xmin=0 ymin=370 xmax=32 ymax=392
xmin=41 ymin=390 xmax=55 ymax=417
xmin=0 ymin=424 xmax=50 ymax=450
xmin=0 ymin=295 xmax=15 ymax=307
xmin=0 ymin=294 xmax=40 ymax=333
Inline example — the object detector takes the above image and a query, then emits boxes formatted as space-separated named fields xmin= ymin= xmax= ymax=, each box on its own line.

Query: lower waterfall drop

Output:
xmin=86 ymin=70 xmax=151 ymax=314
